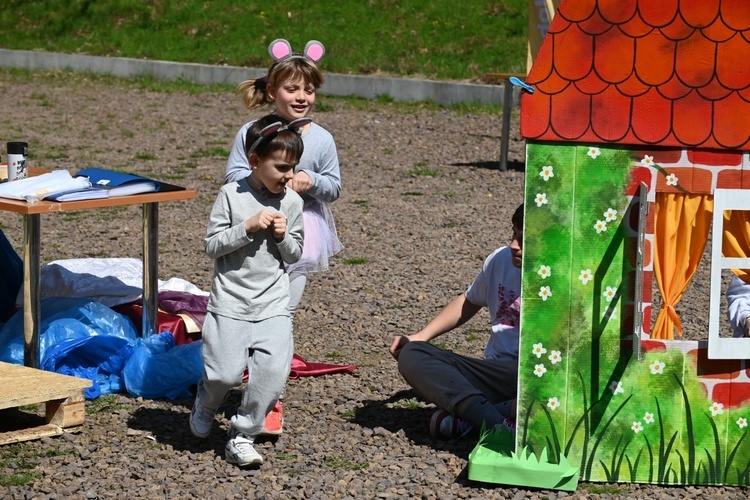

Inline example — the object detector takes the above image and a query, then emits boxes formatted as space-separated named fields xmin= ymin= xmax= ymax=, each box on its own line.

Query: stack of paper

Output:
xmin=46 ymin=168 xmax=160 ymax=202
xmin=0 ymin=169 xmax=91 ymax=203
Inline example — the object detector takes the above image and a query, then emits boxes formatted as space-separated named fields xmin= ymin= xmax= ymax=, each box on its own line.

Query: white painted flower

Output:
xmin=587 ymin=147 xmax=601 ymax=159
xmin=603 ymin=306 xmax=617 ymax=321
xmin=534 ymin=364 xmax=547 ymax=377
xmin=538 ymin=285 xmax=552 ymax=301
xmin=540 ymin=165 xmax=554 ymax=181
xmin=641 ymin=155 xmax=654 ymax=167
xmin=578 ymin=269 xmax=593 ymax=285
xmin=632 ymin=421 xmax=644 ymax=433
xmin=537 ymin=265 xmax=551 ymax=279
xmin=547 ymin=397 xmax=560 ymax=411
xmin=610 ymin=380 xmax=624 ymax=395
xmin=604 ymin=208 xmax=618 ymax=222
xmin=666 ymin=173 xmax=678 ymax=186
xmin=594 ymin=220 xmax=608 ymax=234
xmin=649 ymin=360 xmax=665 ymax=375
xmin=604 ymin=286 xmax=617 ymax=302
xmin=738 ymin=417 xmax=748 ymax=429
xmin=535 ymin=193 xmax=548 ymax=207
xmin=532 ymin=343 xmax=548 ymax=358
xmin=710 ymin=402 xmax=724 ymax=416
xmin=644 ymin=412 xmax=654 ymax=424
xmin=548 ymin=350 xmax=562 ymax=364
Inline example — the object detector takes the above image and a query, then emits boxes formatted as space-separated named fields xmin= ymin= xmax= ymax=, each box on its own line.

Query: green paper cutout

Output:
xmin=468 ymin=426 xmax=580 ymax=491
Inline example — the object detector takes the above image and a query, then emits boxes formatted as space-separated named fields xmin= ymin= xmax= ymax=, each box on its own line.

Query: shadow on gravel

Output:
xmin=352 ymin=390 xmax=474 ymax=454
xmin=450 ymin=160 xmax=526 ymax=171
xmin=353 ymin=391 xmax=528 ymax=490
xmin=126 ymin=397 xmax=231 ymax=458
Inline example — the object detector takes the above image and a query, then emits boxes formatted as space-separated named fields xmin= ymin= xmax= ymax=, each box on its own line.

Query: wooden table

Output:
xmin=0 ymin=170 xmax=195 ymax=368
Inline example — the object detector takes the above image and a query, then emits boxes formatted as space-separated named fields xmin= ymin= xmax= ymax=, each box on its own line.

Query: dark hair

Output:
xmin=236 ymin=57 xmax=324 ymax=111
xmin=512 ymin=203 xmax=524 ymax=229
xmin=245 ymin=115 xmax=304 ymax=163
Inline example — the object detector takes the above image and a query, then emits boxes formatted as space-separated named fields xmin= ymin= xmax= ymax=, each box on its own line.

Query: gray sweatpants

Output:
xmin=397 ymin=341 xmax=518 ymax=417
xmin=198 ymin=312 xmax=293 ymax=439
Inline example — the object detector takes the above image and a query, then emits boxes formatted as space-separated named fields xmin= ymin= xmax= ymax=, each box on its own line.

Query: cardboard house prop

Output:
xmin=505 ymin=0 xmax=750 ymax=487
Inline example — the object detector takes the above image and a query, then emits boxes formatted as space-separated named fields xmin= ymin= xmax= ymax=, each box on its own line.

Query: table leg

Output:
xmin=22 ymin=213 xmax=41 ymax=368
xmin=499 ymin=79 xmax=513 ymax=172
xmin=142 ymin=203 xmax=158 ymax=337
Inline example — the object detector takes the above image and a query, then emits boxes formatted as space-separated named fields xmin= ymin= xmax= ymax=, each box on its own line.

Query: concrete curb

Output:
xmin=0 ymin=49 xmax=513 ymax=107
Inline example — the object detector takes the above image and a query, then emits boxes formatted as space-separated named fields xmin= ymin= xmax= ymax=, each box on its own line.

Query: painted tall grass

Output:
xmin=520 ymin=370 xmax=750 ymax=485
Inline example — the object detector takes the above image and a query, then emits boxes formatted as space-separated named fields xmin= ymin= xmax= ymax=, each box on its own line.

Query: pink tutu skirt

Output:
xmin=286 ymin=201 xmax=343 ymax=274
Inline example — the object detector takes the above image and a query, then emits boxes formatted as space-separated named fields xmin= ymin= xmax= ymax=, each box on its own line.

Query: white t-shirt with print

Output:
xmin=464 ymin=245 xmax=521 ymax=361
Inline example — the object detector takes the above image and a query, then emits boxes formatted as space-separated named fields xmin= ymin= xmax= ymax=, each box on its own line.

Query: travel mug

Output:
xmin=7 ymin=142 xmax=28 ymax=181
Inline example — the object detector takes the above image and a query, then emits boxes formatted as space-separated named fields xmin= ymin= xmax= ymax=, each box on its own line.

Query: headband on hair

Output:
xmin=247 ymin=118 xmax=312 ymax=155
xmin=268 ymin=39 xmax=325 ymax=66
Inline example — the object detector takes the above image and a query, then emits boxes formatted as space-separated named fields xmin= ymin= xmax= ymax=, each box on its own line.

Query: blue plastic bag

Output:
xmin=122 ymin=331 xmax=204 ymax=400
xmin=0 ymin=297 xmax=138 ymax=365
xmin=0 ymin=297 xmax=138 ymax=398
xmin=43 ymin=335 xmax=135 ymax=399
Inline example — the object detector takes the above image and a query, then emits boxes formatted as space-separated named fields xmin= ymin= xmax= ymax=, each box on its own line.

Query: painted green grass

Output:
xmin=518 ymin=142 xmax=750 ymax=486
xmin=0 ymin=1 xmax=527 ymax=81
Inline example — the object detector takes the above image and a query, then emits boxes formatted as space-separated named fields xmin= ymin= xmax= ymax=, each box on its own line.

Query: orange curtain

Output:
xmin=723 ymin=209 xmax=750 ymax=284
xmin=652 ymin=193 xmax=713 ymax=339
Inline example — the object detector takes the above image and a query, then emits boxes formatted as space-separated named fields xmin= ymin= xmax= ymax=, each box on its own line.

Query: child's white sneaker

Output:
xmin=189 ymin=394 xmax=216 ymax=438
xmin=225 ymin=434 xmax=263 ymax=467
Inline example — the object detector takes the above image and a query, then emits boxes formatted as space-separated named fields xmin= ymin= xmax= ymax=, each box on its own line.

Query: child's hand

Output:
xmin=389 ymin=335 xmax=410 ymax=360
xmin=244 ymin=210 xmax=275 ymax=234
xmin=271 ymin=212 xmax=287 ymax=241
xmin=287 ymin=171 xmax=313 ymax=194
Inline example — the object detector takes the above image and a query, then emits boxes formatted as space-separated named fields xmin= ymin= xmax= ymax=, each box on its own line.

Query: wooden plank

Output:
xmin=0 ymin=362 xmax=91 ymax=410
xmin=0 ymin=363 xmax=90 ymax=444
xmin=0 ymin=424 xmax=62 ymax=446
xmin=46 ymin=396 xmax=86 ymax=428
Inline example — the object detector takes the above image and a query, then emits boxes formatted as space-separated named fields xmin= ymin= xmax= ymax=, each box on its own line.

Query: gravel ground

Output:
xmin=0 ymin=71 xmax=747 ymax=499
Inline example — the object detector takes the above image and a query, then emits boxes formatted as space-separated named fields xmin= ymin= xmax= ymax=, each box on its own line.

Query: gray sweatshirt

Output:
xmin=205 ymin=179 xmax=304 ymax=321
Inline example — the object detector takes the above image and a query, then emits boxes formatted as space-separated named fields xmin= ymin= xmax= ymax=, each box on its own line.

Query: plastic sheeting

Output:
xmin=0 ymin=297 xmax=203 ymax=400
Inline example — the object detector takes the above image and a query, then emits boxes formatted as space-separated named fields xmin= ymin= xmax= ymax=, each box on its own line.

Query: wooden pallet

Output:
xmin=0 ymin=361 xmax=92 ymax=445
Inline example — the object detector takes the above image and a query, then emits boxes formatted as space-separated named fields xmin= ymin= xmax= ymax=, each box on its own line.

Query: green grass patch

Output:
xmin=579 ymin=483 xmax=628 ymax=495
xmin=0 ymin=444 xmax=74 ymax=487
xmin=339 ymin=409 xmax=356 ymax=421
xmin=324 ymin=455 xmax=369 ymax=471
xmin=406 ymin=166 xmax=441 ymax=177
xmin=343 ymin=257 xmax=370 ymax=265
xmin=0 ymin=1 xmax=527 ymax=81
xmin=401 ymin=400 xmax=422 ymax=410
xmin=87 ymin=394 xmax=128 ymax=414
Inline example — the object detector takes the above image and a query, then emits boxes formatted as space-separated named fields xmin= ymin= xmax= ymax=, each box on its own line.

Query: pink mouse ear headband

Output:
xmin=268 ymin=38 xmax=325 ymax=67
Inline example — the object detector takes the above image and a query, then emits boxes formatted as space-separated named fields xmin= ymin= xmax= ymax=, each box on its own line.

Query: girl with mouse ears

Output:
xmin=225 ymin=38 xmax=343 ymax=436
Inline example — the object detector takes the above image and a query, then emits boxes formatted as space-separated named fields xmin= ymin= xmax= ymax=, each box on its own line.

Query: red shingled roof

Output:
xmin=520 ymin=0 xmax=750 ymax=150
